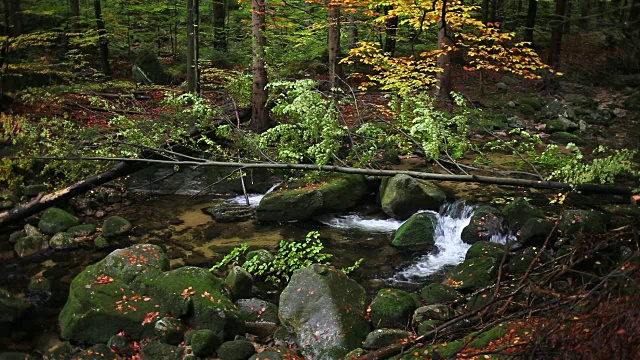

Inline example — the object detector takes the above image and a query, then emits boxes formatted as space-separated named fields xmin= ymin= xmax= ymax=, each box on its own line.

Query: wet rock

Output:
xmin=217 ymin=340 xmax=256 ymax=360
xmin=442 ymin=257 xmax=498 ymax=292
xmin=68 ymin=224 xmax=97 ymax=237
xmin=44 ymin=341 xmax=79 ymax=360
xmin=108 ymin=334 xmax=137 ymax=358
xmin=24 ymin=224 xmax=43 ymax=237
xmin=14 ymin=235 xmax=48 ymax=258
xmin=417 ymin=319 xmax=442 ymax=335
xmin=412 ymin=304 xmax=456 ymax=323
xmin=557 ymin=209 xmax=608 ymax=237
xmin=94 ymin=236 xmax=109 ymax=249
xmin=236 ymin=298 xmax=279 ymax=324
xmin=363 ymin=329 xmax=412 ymax=350
xmin=420 ymin=283 xmax=462 ymax=304
xmin=27 ymin=276 xmax=51 ymax=304
xmin=503 ymin=197 xmax=545 ymax=231
xmin=516 ymin=218 xmax=554 ymax=247
xmin=190 ymin=329 xmax=221 ymax=357
xmin=249 ymin=349 xmax=284 ymax=360
xmin=73 ymin=344 xmax=121 ymax=360
xmin=465 ymin=241 xmax=506 ymax=261
xmin=460 ymin=206 xmax=505 ymax=245
xmin=226 ymin=266 xmax=253 ymax=301
xmin=391 ymin=212 xmax=437 ymax=250
xmin=507 ymin=247 xmax=552 ymax=275
xmin=246 ymin=249 xmax=274 ymax=266
xmin=102 ymin=216 xmax=132 ymax=238
xmin=0 ymin=288 xmax=32 ymax=327
xmin=140 ymin=341 xmax=184 ymax=360
xmin=370 ymin=288 xmax=418 ymax=329
xmin=279 ymin=264 xmax=370 ymax=359
xmin=204 ymin=204 xmax=254 ymax=223
xmin=155 ymin=316 xmax=185 ymax=345
xmin=38 ymin=207 xmax=79 ymax=235
xmin=545 ymin=116 xmax=579 ymax=133
xmin=49 ymin=232 xmax=78 ymax=250
xmin=549 ymin=131 xmax=588 ymax=146
xmin=540 ymin=99 xmax=576 ymax=120
xmin=380 ymin=175 xmax=446 ymax=220
xmin=8 ymin=231 xmax=25 ymax=244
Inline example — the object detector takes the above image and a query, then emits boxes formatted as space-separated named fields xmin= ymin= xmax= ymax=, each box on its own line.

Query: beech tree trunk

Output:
xmin=212 ymin=0 xmax=226 ymax=51
xmin=328 ymin=4 xmax=343 ymax=89
xmin=94 ymin=0 xmax=111 ymax=79
xmin=347 ymin=14 xmax=358 ymax=49
xmin=250 ymin=0 xmax=269 ymax=133
xmin=187 ymin=0 xmax=200 ymax=94
xmin=436 ymin=0 xmax=453 ymax=103
xmin=524 ymin=0 xmax=537 ymax=44
xmin=383 ymin=7 xmax=398 ymax=55
xmin=70 ymin=0 xmax=80 ymax=31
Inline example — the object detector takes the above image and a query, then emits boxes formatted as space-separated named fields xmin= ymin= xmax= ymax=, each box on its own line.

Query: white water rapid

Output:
xmin=226 ymin=183 xmax=281 ymax=207
xmin=319 ymin=215 xmax=404 ymax=233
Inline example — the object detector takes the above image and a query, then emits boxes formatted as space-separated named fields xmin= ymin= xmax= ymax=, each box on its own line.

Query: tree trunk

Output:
xmin=94 ymin=0 xmax=111 ymax=79
xmin=524 ymin=0 xmax=537 ymax=44
xmin=382 ymin=7 xmax=398 ymax=55
xmin=490 ymin=0 xmax=498 ymax=23
xmin=187 ymin=0 xmax=200 ymax=94
xmin=547 ymin=0 xmax=567 ymax=67
xmin=328 ymin=4 xmax=343 ymax=89
xmin=482 ymin=0 xmax=490 ymax=24
xmin=3 ymin=0 xmax=23 ymax=36
xmin=347 ymin=14 xmax=358 ymax=49
xmin=250 ymin=0 xmax=269 ymax=133
xmin=564 ymin=0 xmax=572 ymax=34
xmin=212 ymin=0 xmax=226 ymax=51
xmin=436 ymin=0 xmax=453 ymax=103
xmin=70 ymin=0 xmax=80 ymax=31
xmin=578 ymin=0 xmax=590 ymax=30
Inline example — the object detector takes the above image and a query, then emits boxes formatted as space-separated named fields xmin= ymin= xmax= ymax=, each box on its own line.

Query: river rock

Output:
xmin=369 ymin=288 xmax=418 ymax=329
xmin=460 ymin=206 xmax=505 ymax=244
xmin=236 ymin=298 xmax=279 ymax=324
xmin=0 ymin=288 xmax=32 ymax=327
xmin=14 ymin=235 xmax=48 ymax=258
xmin=256 ymin=174 xmax=369 ymax=222
xmin=0 ymin=352 xmax=42 ymax=360
xmin=8 ymin=230 xmax=25 ymax=244
xmin=38 ymin=207 xmax=79 ymax=235
xmin=420 ymin=283 xmax=462 ymax=304
xmin=204 ymin=204 xmax=254 ymax=223
xmin=442 ymin=257 xmax=498 ymax=292
xmin=24 ymin=224 xmax=43 ymax=237
xmin=217 ymin=340 xmax=256 ymax=360
xmin=49 ymin=232 xmax=78 ymax=250
xmin=540 ymin=99 xmax=576 ymax=120
xmin=545 ymin=116 xmax=579 ymax=133
xmin=557 ymin=209 xmax=608 ymax=237
xmin=101 ymin=216 xmax=132 ymax=238
xmin=246 ymin=249 xmax=274 ymax=265
xmin=549 ymin=131 xmax=588 ymax=146
xmin=226 ymin=266 xmax=253 ymax=301
xmin=412 ymin=304 xmax=456 ymax=324
xmin=73 ymin=344 xmax=121 ymax=360
xmin=363 ymin=329 xmax=412 ymax=350
xmin=154 ymin=316 xmax=185 ymax=345
xmin=279 ymin=264 xmax=370 ymax=359
xmin=502 ymin=197 xmax=545 ymax=231
xmin=391 ymin=212 xmax=437 ymax=250
xmin=190 ymin=329 xmax=221 ymax=357
xmin=67 ymin=224 xmax=97 ymax=237
xmin=379 ymin=175 xmax=446 ymax=220
xmin=249 ymin=349 xmax=284 ymax=360
xmin=516 ymin=217 xmax=554 ymax=247
xmin=465 ymin=241 xmax=506 ymax=261
xmin=507 ymin=247 xmax=552 ymax=275
xmin=140 ymin=341 xmax=184 ymax=360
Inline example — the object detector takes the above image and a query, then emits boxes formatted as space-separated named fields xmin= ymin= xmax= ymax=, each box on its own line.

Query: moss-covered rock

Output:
xmin=516 ymin=217 xmax=554 ymax=247
xmin=133 ymin=51 xmax=171 ymax=85
xmin=0 ymin=352 xmax=42 ymax=360
xmin=226 ymin=266 xmax=253 ymax=301
xmin=49 ymin=232 xmax=78 ymax=250
xmin=279 ymin=264 xmax=370 ymax=359
xmin=502 ymin=197 xmax=545 ymax=231
xmin=557 ymin=209 xmax=608 ymax=237
xmin=549 ymin=131 xmax=588 ymax=146
xmin=246 ymin=249 xmax=274 ymax=265
xmin=190 ymin=329 xmax=221 ymax=357
xmin=155 ymin=316 xmax=186 ymax=345
xmin=249 ymin=349 xmax=284 ymax=360
xmin=391 ymin=212 xmax=437 ymax=250
xmin=8 ymin=231 xmax=25 ymax=244
xmin=460 ymin=206 xmax=505 ymax=244
xmin=465 ymin=241 xmax=506 ymax=261
xmin=412 ymin=305 xmax=456 ymax=324
xmin=442 ymin=257 xmax=498 ymax=292
xmin=24 ymin=224 xmax=42 ymax=237
xmin=420 ymin=283 xmax=462 ymax=304
xmin=67 ymin=224 xmax=97 ymax=237
xmin=101 ymin=216 xmax=132 ymax=238
xmin=71 ymin=344 xmax=121 ymax=360
xmin=14 ymin=235 xmax=48 ymax=258
xmin=508 ymin=247 xmax=552 ymax=275
xmin=417 ymin=319 xmax=442 ymax=335
xmin=140 ymin=341 xmax=184 ymax=360
xmin=370 ymin=288 xmax=418 ymax=329
xmin=38 ymin=207 xmax=79 ymax=235
xmin=204 ymin=204 xmax=254 ymax=223
xmin=94 ymin=236 xmax=109 ymax=249
xmin=380 ymin=175 xmax=446 ymax=220
xmin=217 ymin=340 xmax=256 ymax=360
xmin=363 ymin=329 xmax=412 ymax=350
xmin=545 ymin=116 xmax=578 ymax=133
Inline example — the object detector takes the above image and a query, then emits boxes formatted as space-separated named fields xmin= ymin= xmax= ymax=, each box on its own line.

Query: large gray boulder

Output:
xmin=380 ymin=175 xmax=446 ymax=220
xmin=256 ymin=174 xmax=369 ymax=222
xmin=391 ymin=212 xmax=437 ymax=250
xmin=38 ymin=207 xmax=79 ymax=235
xmin=279 ymin=264 xmax=370 ymax=359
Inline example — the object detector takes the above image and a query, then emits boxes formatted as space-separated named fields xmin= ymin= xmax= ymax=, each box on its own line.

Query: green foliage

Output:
xmin=209 ymin=231 xmax=361 ymax=285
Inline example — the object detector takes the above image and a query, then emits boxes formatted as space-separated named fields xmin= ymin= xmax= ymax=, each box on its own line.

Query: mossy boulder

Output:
xmin=101 ymin=216 xmax=132 ymax=238
xmin=549 ymin=131 xmax=588 ymax=146
xmin=38 ymin=207 xmax=79 ymax=235
xmin=14 ymin=235 xmax=48 ymax=258
xmin=465 ymin=241 xmax=506 ymax=261
xmin=8 ymin=231 xmax=25 ymax=244
xmin=154 ymin=316 xmax=186 ymax=345
xmin=140 ymin=341 xmax=184 ymax=360
xmin=133 ymin=51 xmax=171 ymax=85
xmin=24 ymin=224 xmax=43 ymax=237
xmin=380 ymin=175 xmax=446 ymax=220
xmin=246 ymin=249 xmax=274 ymax=265
xmin=190 ymin=329 xmax=221 ymax=357
xmin=502 ymin=197 xmax=545 ymax=231
xmin=226 ymin=266 xmax=253 ymax=301
xmin=369 ymin=288 xmax=418 ymax=329
xmin=204 ymin=203 xmax=254 ymax=223
xmin=363 ymin=329 xmax=412 ymax=350
xmin=94 ymin=236 xmax=109 ymax=249
xmin=249 ymin=349 xmax=284 ymax=360
xmin=217 ymin=340 xmax=256 ymax=360
xmin=412 ymin=304 xmax=456 ymax=324
xmin=545 ymin=116 xmax=578 ymax=133
xmin=391 ymin=212 xmax=437 ymax=250
xmin=67 ymin=224 xmax=97 ymax=237
xmin=442 ymin=257 xmax=498 ymax=292
xmin=279 ymin=264 xmax=370 ymax=360
xmin=0 ymin=352 xmax=42 ymax=360
xmin=72 ymin=344 xmax=120 ymax=360
xmin=256 ymin=175 xmax=369 ymax=222
xmin=460 ymin=206 xmax=505 ymax=244
xmin=557 ymin=209 xmax=608 ymax=237
xmin=420 ymin=283 xmax=462 ymax=304
xmin=508 ymin=247 xmax=552 ymax=275
xmin=516 ymin=217 xmax=554 ymax=247
xmin=49 ymin=232 xmax=78 ymax=250
xmin=417 ymin=319 xmax=442 ymax=335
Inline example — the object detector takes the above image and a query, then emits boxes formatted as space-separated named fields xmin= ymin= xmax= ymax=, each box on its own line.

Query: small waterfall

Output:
xmin=391 ymin=202 xmax=500 ymax=283
xmin=226 ymin=182 xmax=281 ymax=207
xmin=319 ymin=215 xmax=403 ymax=233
